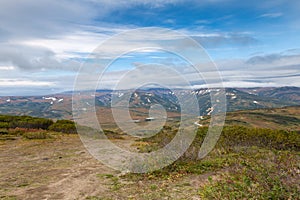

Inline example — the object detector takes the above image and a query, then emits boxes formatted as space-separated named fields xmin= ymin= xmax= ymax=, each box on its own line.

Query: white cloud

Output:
xmin=0 ymin=0 xmax=299 ymax=95
xmin=21 ymin=30 xmax=109 ymax=59
xmin=0 ymin=44 xmax=65 ymax=70
xmin=0 ymin=64 xmax=15 ymax=70
xmin=0 ymin=79 xmax=55 ymax=87
xmin=0 ymin=0 xmax=97 ymax=41
xmin=259 ymin=12 xmax=283 ymax=18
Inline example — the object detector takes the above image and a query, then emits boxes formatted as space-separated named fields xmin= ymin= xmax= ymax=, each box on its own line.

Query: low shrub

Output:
xmin=140 ymin=125 xmax=300 ymax=161
xmin=48 ymin=120 xmax=77 ymax=134
xmin=22 ymin=131 xmax=53 ymax=139
xmin=8 ymin=128 xmax=26 ymax=136
xmin=0 ymin=115 xmax=54 ymax=130
xmin=0 ymin=128 xmax=8 ymax=134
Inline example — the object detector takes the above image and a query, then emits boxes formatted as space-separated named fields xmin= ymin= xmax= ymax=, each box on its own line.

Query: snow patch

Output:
xmin=194 ymin=122 xmax=203 ymax=127
xmin=206 ymin=107 xmax=214 ymax=115
xmin=43 ymin=97 xmax=57 ymax=101
xmin=198 ymin=116 xmax=204 ymax=120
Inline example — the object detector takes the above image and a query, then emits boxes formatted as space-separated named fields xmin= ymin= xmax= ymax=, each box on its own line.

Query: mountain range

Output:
xmin=0 ymin=87 xmax=299 ymax=120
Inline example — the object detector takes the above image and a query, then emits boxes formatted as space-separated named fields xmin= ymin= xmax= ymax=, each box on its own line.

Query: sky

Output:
xmin=0 ymin=0 xmax=300 ymax=95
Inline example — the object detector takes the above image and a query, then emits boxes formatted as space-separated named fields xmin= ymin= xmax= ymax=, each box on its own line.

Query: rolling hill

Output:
xmin=0 ymin=87 xmax=299 ymax=120
xmin=199 ymin=106 xmax=300 ymax=131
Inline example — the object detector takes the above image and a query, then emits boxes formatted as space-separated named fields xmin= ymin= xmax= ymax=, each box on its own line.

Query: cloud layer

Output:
xmin=0 ymin=0 xmax=300 ymax=95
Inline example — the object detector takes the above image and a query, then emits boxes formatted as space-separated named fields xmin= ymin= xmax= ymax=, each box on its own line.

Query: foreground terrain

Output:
xmin=0 ymin=107 xmax=299 ymax=199
xmin=0 ymin=132 xmax=298 ymax=200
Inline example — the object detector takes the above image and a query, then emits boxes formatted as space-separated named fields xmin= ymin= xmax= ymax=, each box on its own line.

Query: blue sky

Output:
xmin=0 ymin=0 xmax=300 ymax=95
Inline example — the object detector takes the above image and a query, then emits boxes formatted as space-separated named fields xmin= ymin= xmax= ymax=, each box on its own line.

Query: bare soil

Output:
xmin=0 ymin=135 xmax=114 ymax=200
xmin=0 ymin=135 xmax=210 ymax=200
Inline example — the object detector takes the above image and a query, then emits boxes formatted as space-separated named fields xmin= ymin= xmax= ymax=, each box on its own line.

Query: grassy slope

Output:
xmin=0 ymin=107 xmax=299 ymax=199
xmin=124 ymin=107 xmax=300 ymax=199
xmin=199 ymin=106 xmax=300 ymax=131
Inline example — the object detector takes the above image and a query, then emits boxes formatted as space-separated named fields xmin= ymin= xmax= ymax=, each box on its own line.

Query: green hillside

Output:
xmin=0 ymin=107 xmax=299 ymax=199
xmin=126 ymin=112 xmax=300 ymax=199
xmin=199 ymin=106 xmax=300 ymax=131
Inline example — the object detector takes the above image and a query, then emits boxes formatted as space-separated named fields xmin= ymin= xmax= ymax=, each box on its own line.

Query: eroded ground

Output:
xmin=1 ymin=132 xmax=299 ymax=200
xmin=0 ymin=135 xmax=209 ymax=200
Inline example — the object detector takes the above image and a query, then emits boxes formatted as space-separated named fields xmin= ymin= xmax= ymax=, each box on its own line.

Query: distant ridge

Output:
xmin=0 ymin=87 xmax=299 ymax=119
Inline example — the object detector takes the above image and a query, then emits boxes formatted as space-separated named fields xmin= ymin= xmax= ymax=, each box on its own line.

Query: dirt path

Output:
xmin=0 ymin=135 xmax=117 ymax=200
xmin=0 ymin=135 xmax=213 ymax=200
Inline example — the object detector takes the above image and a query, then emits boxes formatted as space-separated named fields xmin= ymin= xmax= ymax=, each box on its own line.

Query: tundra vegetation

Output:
xmin=0 ymin=115 xmax=76 ymax=139
xmin=0 ymin=108 xmax=299 ymax=199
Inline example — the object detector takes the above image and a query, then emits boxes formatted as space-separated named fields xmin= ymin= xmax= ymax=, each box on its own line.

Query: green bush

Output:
xmin=198 ymin=153 xmax=299 ymax=199
xmin=48 ymin=120 xmax=77 ymax=134
xmin=8 ymin=128 xmax=26 ymax=136
xmin=218 ymin=126 xmax=300 ymax=151
xmin=0 ymin=114 xmax=79 ymax=134
xmin=140 ymin=125 xmax=300 ymax=161
xmin=0 ymin=128 xmax=8 ymax=134
xmin=22 ymin=131 xmax=53 ymax=139
xmin=0 ymin=122 xmax=9 ymax=129
xmin=0 ymin=115 xmax=54 ymax=130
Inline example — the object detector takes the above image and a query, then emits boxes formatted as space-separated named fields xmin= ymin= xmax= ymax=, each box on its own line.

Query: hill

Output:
xmin=199 ymin=106 xmax=300 ymax=131
xmin=0 ymin=106 xmax=299 ymax=199
xmin=0 ymin=87 xmax=299 ymax=120
xmin=240 ymin=86 xmax=300 ymax=103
